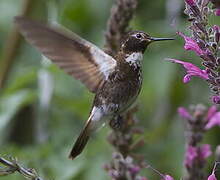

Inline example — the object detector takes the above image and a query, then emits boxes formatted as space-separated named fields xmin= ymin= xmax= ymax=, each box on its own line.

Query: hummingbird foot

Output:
xmin=109 ymin=115 xmax=123 ymax=130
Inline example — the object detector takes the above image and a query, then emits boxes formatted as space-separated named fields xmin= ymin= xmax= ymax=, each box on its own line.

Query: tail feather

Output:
xmin=69 ymin=120 xmax=92 ymax=160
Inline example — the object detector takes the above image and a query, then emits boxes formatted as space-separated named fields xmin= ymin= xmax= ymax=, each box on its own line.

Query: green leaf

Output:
xmin=0 ymin=90 xmax=37 ymax=139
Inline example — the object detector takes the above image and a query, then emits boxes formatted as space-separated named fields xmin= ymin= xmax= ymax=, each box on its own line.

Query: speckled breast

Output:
xmin=94 ymin=61 xmax=142 ymax=115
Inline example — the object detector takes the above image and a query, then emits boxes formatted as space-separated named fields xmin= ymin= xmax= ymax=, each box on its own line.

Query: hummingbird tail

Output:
xmin=69 ymin=120 xmax=92 ymax=160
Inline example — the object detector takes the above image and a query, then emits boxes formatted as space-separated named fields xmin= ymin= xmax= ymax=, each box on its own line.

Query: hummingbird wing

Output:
xmin=14 ymin=16 xmax=117 ymax=93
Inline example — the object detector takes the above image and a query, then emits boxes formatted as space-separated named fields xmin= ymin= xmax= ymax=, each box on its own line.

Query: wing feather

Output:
xmin=14 ymin=16 xmax=117 ymax=93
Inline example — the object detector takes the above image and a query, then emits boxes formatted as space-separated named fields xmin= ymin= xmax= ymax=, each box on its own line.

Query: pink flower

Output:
xmin=215 ymin=9 xmax=220 ymax=16
xmin=212 ymin=95 xmax=220 ymax=104
xmin=200 ymin=144 xmax=212 ymax=158
xmin=178 ymin=107 xmax=192 ymax=119
xmin=206 ymin=106 xmax=218 ymax=121
xmin=184 ymin=144 xmax=212 ymax=168
xmin=185 ymin=0 xmax=196 ymax=6
xmin=177 ymin=32 xmax=205 ymax=56
xmin=163 ymin=175 xmax=174 ymax=180
xmin=205 ymin=111 xmax=220 ymax=129
xmin=208 ymin=174 xmax=217 ymax=180
xmin=166 ymin=59 xmax=209 ymax=83
xmin=213 ymin=25 xmax=220 ymax=32
xmin=205 ymin=105 xmax=220 ymax=129
xmin=129 ymin=165 xmax=141 ymax=174
xmin=185 ymin=145 xmax=197 ymax=168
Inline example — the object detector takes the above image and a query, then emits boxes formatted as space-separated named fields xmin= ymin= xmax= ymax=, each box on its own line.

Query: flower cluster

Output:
xmin=103 ymin=153 xmax=146 ymax=180
xmin=103 ymin=152 xmax=175 ymax=180
xmin=179 ymin=105 xmax=220 ymax=130
xmin=105 ymin=108 xmax=149 ymax=180
xmin=167 ymin=0 xmax=220 ymax=104
xmin=184 ymin=144 xmax=212 ymax=169
xmin=178 ymin=104 xmax=220 ymax=179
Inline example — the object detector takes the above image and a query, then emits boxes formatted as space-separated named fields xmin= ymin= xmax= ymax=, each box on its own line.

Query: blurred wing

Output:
xmin=14 ymin=16 xmax=117 ymax=93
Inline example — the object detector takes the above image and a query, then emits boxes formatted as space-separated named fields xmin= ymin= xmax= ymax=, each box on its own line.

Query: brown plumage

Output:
xmin=14 ymin=16 xmax=116 ymax=93
xmin=69 ymin=119 xmax=92 ymax=159
xmin=14 ymin=16 xmax=174 ymax=159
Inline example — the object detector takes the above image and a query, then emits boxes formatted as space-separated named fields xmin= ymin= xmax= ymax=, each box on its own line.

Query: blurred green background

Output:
xmin=0 ymin=0 xmax=219 ymax=179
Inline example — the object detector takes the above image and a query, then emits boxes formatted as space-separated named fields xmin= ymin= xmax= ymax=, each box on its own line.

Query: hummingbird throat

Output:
xmin=125 ymin=52 xmax=143 ymax=67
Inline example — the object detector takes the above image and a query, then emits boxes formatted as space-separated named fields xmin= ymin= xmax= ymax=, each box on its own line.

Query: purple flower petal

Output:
xmin=215 ymin=8 xmax=220 ymax=16
xmin=177 ymin=32 xmax=205 ymax=56
xmin=206 ymin=106 xmax=218 ymax=121
xmin=178 ymin=107 xmax=192 ymax=119
xmin=163 ymin=175 xmax=174 ymax=180
xmin=166 ymin=58 xmax=209 ymax=83
xmin=185 ymin=144 xmax=212 ymax=168
xmin=199 ymin=144 xmax=212 ymax=159
xmin=129 ymin=165 xmax=141 ymax=175
xmin=185 ymin=0 xmax=196 ymax=6
xmin=212 ymin=96 xmax=220 ymax=104
xmin=205 ymin=111 xmax=220 ymax=129
xmin=184 ymin=145 xmax=197 ymax=168
xmin=208 ymin=174 xmax=217 ymax=180
xmin=183 ymin=75 xmax=192 ymax=83
xmin=213 ymin=25 xmax=220 ymax=32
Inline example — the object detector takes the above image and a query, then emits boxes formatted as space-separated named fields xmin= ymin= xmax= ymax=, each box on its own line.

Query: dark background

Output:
xmin=0 ymin=0 xmax=219 ymax=179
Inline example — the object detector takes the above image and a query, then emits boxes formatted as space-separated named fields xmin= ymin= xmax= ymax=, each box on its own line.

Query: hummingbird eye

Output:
xmin=136 ymin=33 xmax=142 ymax=39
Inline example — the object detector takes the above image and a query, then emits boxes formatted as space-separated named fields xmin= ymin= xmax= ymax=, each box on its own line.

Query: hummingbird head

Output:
xmin=121 ymin=31 xmax=174 ymax=54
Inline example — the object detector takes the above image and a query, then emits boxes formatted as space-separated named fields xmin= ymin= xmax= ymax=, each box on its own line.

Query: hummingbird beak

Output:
xmin=150 ymin=37 xmax=175 ymax=41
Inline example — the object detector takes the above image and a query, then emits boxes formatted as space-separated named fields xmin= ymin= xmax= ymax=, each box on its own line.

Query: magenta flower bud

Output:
xmin=205 ymin=111 xmax=220 ymax=129
xmin=199 ymin=144 xmax=212 ymax=159
xmin=183 ymin=75 xmax=191 ymax=83
xmin=178 ymin=107 xmax=192 ymax=119
xmin=215 ymin=8 xmax=220 ymax=16
xmin=212 ymin=95 xmax=220 ymax=104
xmin=208 ymin=174 xmax=217 ymax=180
xmin=213 ymin=25 xmax=220 ymax=32
xmin=184 ymin=144 xmax=212 ymax=168
xmin=185 ymin=0 xmax=196 ymax=6
xmin=129 ymin=165 xmax=141 ymax=175
xmin=163 ymin=175 xmax=174 ymax=180
xmin=184 ymin=145 xmax=197 ymax=168
xmin=206 ymin=106 xmax=217 ymax=121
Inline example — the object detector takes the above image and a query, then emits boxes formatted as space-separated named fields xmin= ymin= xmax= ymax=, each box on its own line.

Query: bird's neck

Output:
xmin=117 ymin=50 xmax=144 ymax=61
xmin=125 ymin=51 xmax=143 ymax=63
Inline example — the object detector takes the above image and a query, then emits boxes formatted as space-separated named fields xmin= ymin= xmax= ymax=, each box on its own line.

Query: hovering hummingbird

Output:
xmin=14 ymin=16 xmax=174 ymax=159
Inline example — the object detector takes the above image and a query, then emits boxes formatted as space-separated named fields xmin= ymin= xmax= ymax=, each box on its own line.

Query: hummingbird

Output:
xmin=14 ymin=16 xmax=174 ymax=159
